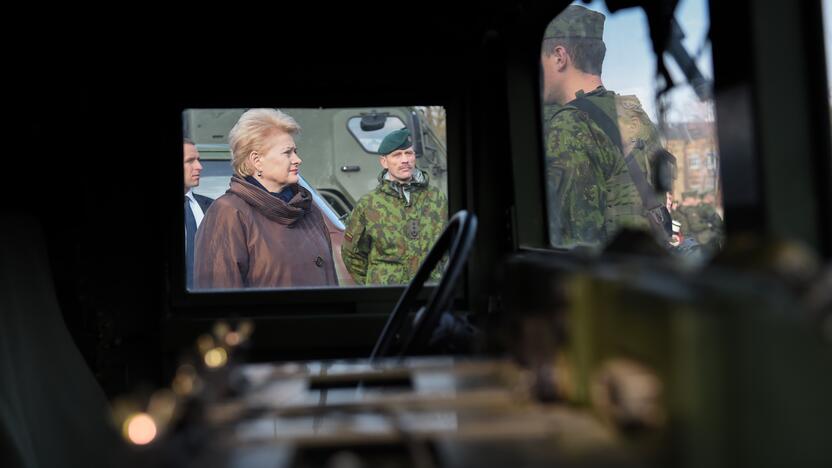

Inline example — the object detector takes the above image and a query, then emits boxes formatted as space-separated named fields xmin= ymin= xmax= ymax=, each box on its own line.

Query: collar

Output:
xmin=574 ymin=85 xmax=607 ymax=99
xmin=230 ymin=175 xmax=311 ymax=225
xmin=244 ymin=175 xmax=296 ymax=202
xmin=384 ymin=171 xmax=413 ymax=184
xmin=378 ymin=168 xmax=429 ymax=187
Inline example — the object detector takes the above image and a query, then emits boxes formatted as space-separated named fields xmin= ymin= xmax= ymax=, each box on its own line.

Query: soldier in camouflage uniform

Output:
xmin=341 ymin=129 xmax=447 ymax=285
xmin=541 ymin=5 xmax=667 ymax=249
xmin=675 ymin=191 xmax=723 ymax=255
xmin=694 ymin=191 xmax=724 ymax=254
xmin=674 ymin=191 xmax=701 ymax=242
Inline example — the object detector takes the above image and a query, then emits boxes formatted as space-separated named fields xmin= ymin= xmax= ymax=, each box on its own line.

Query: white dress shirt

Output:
xmin=185 ymin=189 xmax=206 ymax=227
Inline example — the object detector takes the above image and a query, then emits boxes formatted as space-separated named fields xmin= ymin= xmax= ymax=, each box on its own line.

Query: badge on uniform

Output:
xmin=406 ymin=219 xmax=420 ymax=239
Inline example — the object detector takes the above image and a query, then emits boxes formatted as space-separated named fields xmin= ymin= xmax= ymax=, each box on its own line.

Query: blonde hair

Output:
xmin=229 ymin=108 xmax=301 ymax=177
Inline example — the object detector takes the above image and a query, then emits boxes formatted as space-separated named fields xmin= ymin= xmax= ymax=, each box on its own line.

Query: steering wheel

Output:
xmin=370 ymin=210 xmax=478 ymax=361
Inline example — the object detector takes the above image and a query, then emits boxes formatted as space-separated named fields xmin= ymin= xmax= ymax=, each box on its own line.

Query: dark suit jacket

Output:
xmin=187 ymin=193 xmax=214 ymax=289
xmin=193 ymin=193 xmax=214 ymax=218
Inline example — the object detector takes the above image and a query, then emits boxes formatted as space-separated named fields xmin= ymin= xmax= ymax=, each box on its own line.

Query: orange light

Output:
xmin=197 ymin=334 xmax=214 ymax=354
xmin=148 ymin=389 xmax=177 ymax=426
xmin=204 ymin=347 xmax=228 ymax=368
xmin=172 ymin=374 xmax=194 ymax=396
xmin=123 ymin=413 xmax=157 ymax=445
xmin=213 ymin=321 xmax=230 ymax=340
xmin=172 ymin=364 xmax=197 ymax=396
xmin=225 ymin=331 xmax=241 ymax=346
xmin=238 ymin=320 xmax=254 ymax=339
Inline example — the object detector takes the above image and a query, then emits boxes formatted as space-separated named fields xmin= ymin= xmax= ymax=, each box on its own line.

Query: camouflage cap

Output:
xmin=681 ymin=191 xmax=698 ymax=199
xmin=544 ymin=5 xmax=605 ymax=41
xmin=378 ymin=128 xmax=412 ymax=155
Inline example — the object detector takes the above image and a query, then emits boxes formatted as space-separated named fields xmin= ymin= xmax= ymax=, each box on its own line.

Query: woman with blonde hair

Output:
xmin=194 ymin=108 xmax=337 ymax=288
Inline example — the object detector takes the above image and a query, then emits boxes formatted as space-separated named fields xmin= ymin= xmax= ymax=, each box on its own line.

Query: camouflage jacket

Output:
xmin=341 ymin=169 xmax=447 ymax=285
xmin=543 ymin=87 xmax=650 ymax=249
xmin=676 ymin=204 xmax=723 ymax=249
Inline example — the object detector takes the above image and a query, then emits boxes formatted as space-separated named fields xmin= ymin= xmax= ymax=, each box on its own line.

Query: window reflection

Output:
xmin=540 ymin=0 xmax=722 ymax=260
xmin=347 ymin=115 xmax=407 ymax=153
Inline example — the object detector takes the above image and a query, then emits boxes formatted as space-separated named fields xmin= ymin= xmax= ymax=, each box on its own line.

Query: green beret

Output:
xmin=682 ymin=191 xmax=698 ymax=199
xmin=544 ymin=5 xmax=605 ymax=41
xmin=378 ymin=128 xmax=412 ymax=155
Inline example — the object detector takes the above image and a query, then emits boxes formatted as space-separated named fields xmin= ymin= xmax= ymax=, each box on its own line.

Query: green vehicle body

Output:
xmin=183 ymin=107 xmax=448 ymax=217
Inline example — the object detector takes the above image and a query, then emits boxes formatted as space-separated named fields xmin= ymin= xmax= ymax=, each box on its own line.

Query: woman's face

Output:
xmin=254 ymin=131 xmax=302 ymax=192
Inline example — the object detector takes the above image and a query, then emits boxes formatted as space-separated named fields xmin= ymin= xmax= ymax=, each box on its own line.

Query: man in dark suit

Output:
xmin=184 ymin=138 xmax=213 ymax=289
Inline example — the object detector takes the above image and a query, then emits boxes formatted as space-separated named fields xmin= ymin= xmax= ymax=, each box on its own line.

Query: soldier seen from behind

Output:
xmin=540 ymin=5 xmax=673 ymax=249
xmin=341 ymin=128 xmax=447 ymax=285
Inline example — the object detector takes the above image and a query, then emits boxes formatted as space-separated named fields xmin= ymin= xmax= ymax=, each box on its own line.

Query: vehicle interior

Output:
xmin=3 ymin=0 xmax=832 ymax=467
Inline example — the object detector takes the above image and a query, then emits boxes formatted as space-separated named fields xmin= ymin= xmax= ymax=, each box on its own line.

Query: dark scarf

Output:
xmin=229 ymin=175 xmax=312 ymax=225
xmin=244 ymin=175 xmax=296 ymax=202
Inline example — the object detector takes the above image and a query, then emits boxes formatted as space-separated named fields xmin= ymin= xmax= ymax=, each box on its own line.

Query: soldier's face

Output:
xmin=255 ymin=131 xmax=302 ymax=192
xmin=541 ymin=49 xmax=567 ymax=105
xmin=184 ymin=143 xmax=202 ymax=191
xmin=380 ymin=146 xmax=416 ymax=182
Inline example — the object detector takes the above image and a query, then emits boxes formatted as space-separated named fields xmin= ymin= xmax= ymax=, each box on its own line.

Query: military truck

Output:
xmin=183 ymin=107 xmax=448 ymax=217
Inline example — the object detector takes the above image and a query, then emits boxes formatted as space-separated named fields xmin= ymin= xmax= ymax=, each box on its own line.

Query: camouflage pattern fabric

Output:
xmin=543 ymin=87 xmax=649 ymax=248
xmin=674 ymin=204 xmax=723 ymax=253
xmin=673 ymin=206 xmax=696 ymax=240
xmin=614 ymin=94 xmax=671 ymax=210
xmin=341 ymin=169 xmax=447 ymax=285
xmin=544 ymin=4 xmax=605 ymax=40
xmin=694 ymin=204 xmax=724 ymax=252
xmin=543 ymin=103 xmax=562 ymax=123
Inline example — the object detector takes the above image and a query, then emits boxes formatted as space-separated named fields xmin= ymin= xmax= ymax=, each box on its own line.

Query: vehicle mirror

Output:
xmin=360 ymin=112 xmax=388 ymax=132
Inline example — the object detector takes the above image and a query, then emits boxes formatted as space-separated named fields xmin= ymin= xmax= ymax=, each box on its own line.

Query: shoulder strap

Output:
xmin=570 ymin=96 xmax=671 ymax=240
xmin=570 ymin=96 xmax=662 ymax=210
xmin=569 ymin=97 xmax=624 ymax=154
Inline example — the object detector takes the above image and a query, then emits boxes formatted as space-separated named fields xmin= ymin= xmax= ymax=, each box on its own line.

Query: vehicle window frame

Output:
xmin=168 ymin=99 xmax=465 ymax=318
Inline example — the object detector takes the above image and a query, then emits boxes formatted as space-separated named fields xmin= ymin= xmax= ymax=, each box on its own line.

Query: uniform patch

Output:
xmin=344 ymin=232 xmax=353 ymax=241
xmin=406 ymin=219 xmax=420 ymax=239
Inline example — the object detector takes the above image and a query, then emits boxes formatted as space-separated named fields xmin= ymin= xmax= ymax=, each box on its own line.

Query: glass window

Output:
xmin=705 ymin=151 xmax=716 ymax=170
xmin=688 ymin=154 xmax=701 ymax=170
xmin=540 ymin=0 xmax=722 ymax=261
xmin=346 ymin=114 xmax=407 ymax=154
xmin=181 ymin=107 xmax=448 ymax=291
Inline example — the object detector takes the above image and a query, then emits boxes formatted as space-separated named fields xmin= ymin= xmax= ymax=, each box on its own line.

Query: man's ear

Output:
xmin=554 ymin=45 xmax=569 ymax=71
xmin=379 ymin=156 xmax=389 ymax=170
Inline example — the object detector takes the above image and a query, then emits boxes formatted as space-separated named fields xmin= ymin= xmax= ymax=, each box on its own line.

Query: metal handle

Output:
xmin=340 ymin=165 xmax=361 ymax=172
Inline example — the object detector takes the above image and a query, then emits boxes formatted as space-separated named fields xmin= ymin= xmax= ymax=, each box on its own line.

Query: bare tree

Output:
xmin=418 ymin=106 xmax=446 ymax=144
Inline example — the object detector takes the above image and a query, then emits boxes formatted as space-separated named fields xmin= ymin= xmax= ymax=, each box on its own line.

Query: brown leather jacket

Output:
xmin=194 ymin=176 xmax=337 ymax=289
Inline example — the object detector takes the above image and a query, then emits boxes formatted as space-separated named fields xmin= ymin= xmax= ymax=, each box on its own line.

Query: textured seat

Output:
xmin=0 ymin=214 xmax=123 ymax=468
